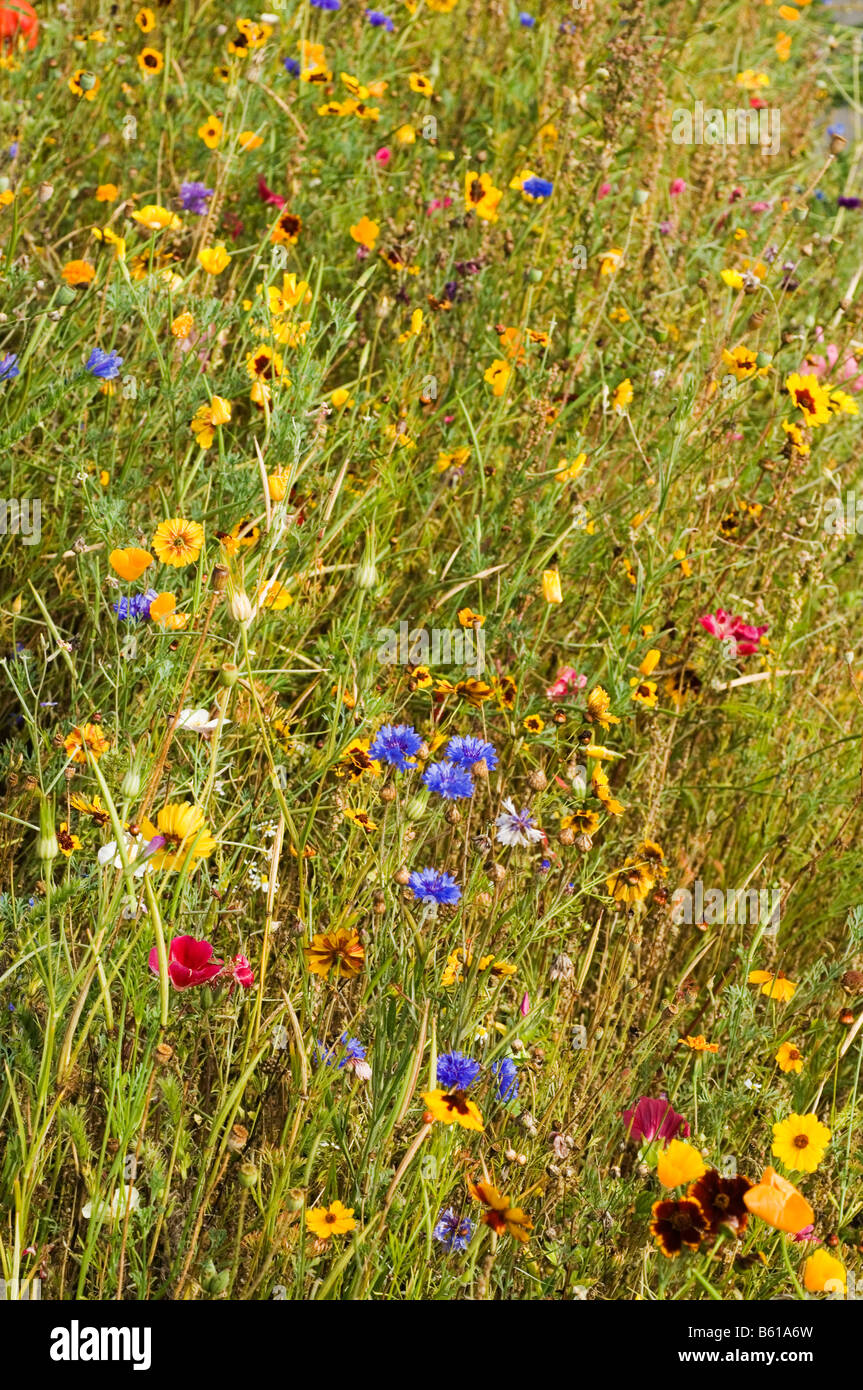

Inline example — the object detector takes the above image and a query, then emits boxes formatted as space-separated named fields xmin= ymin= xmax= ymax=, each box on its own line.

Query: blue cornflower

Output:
xmin=0 ymin=353 xmax=19 ymax=383
xmin=838 ymin=196 xmax=862 ymax=209
xmin=408 ymin=867 xmax=461 ymax=905
xmin=437 ymin=1051 xmax=481 ymax=1089
xmin=445 ymin=735 xmax=499 ymax=772
xmin=365 ymin=9 xmax=394 ymax=29
xmin=422 ymin=759 xmax=474 ymax=800
xmin=519 ymin=11 xmax=536 ymax=26
xmin=828 ymin=123 xmax=845 ymax=137
xmin=433 ymin=1207 xmax=473 ymax=1253
xmin=179 ymin=180 xmax=214 ymax=215
xmin=368 ymin=723 xmax=422 ymax=771
xmin=85 ymin=348 xmax=123 ymax=380
xmin=113 ymin=589 xmax=157 ymax=623
xmin=312 ymin=0 xmax=341 ymax=7
xmin=283 ymin=57 xmax=301 ymax=76
xmin=491 ymin=1057 xmax=519 ymax=1101
xmin=317 ymin=1033 xmax=366 ymax=1068
xmin=522 ymin=176 xmax=553 ymax=199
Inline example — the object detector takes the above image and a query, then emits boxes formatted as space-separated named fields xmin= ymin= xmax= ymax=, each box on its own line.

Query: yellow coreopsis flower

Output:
xmin=772 ymin=1113 xmax=830 ymax=1174
xmin=465 ymin=171 xmax=503 ymax=222
xmin=775 ymin=1041 xmax=805 ymax=1074
xmin=139 ymin=803 xmax=216 ymax=871
xmin=422 ymin=1089 xmax=484 ymax=1132
xmin=484 ymin=359 xmax=511 ymax=396
xmin=305 ymin=1201 xmax=356 ymax=1240
xmin=785 ymin=372 xmax=832 ymax=427
xmin=198 ymin=115 xmax=223 ymax=149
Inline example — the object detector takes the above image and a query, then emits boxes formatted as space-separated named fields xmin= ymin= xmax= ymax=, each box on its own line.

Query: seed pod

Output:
xmin=393 ymin=865 xmax=410 ymax=886
xmin=559 ymin=827 xmax=576 ymax=846
xmin=154 ymin=1043 xmax=174 ymax=1066
xmin=527 ymin=769 xmax=547 ymax=792
xmin=379 ymin=783 xmax=397 ymax=803
xmin=485 ymin=861 xmax=506 ymax=884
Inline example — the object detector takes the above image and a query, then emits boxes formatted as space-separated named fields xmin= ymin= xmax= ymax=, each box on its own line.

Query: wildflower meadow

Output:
xmin=2 ymin=0 xmax=863 ymax=1334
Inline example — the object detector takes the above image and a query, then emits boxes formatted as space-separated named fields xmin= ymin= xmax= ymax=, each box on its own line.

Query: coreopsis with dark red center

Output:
xmin=687 ymin=1169 xmax=753 ymax=1236
xmin=650 ymin=1197 xmax=708 ymax=1257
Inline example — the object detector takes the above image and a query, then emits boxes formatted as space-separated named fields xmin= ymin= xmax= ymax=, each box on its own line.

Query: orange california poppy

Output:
xmin=742 ymin=1166 xmax=814 ymax=1235
xmin=109 ymin=547 xmax=154 ymax=581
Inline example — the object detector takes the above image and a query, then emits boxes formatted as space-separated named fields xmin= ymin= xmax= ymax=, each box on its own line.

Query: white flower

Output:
xmin=97 ymin=835 xmax=151 ymax=877
xmin=175 ymin=707 xmax=230 ymax=734
xmin=82 ymin=1185 xmax=140 ymax=1222
xmin=494 ymin=797 xmax=543 ymax=847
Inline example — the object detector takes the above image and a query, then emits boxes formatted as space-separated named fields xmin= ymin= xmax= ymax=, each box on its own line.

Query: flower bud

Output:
xmin=121 ymin=766 xmax=141 ymax=799
xmin=542 ymin=569 xmax=562 ymax=604
xmin=229 ymin=587 xmax=254 ymax=626
xmin=211 ymin=563 xmax=229 ymax=592
xmin=37 ymin=795 xmax=58 ymax=863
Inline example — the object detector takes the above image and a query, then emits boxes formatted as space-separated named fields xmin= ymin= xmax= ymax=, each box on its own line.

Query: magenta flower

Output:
xmin=375 ymin=147 xmax=392 ymax=165
xmin=149 ymin=935 xmax=224 ymax=990
xmin=227 ymin=953 xmax=255 ymax=989
xmin=699 ymin=608 xmax=768 ymax=656
xmin=622 ymin=1096 xmax=690 ymax=1146
xmin=669 ymin=178 xmax=686 ymax=196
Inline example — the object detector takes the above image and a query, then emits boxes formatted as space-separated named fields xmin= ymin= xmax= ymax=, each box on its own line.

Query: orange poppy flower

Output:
xmin=743 ymin=1166 xmax=814 ymax=1235
xmin=109 ymin=547 xmax=154 ymax=581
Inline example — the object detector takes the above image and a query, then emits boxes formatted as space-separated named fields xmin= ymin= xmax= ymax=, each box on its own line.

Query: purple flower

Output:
xmin=365 ymin=8 xmax=394 ymax=29
xmin=283 ymin=57 xmax=300 ymax=76
xmin=368 ymin=722 xmax=422 ymax=771
xmin=433 ymin=1207 xmax=473 ymax=1253
xmin=437 ymin=1051 xmax=481 ymax=1089
xmin=519 ymin=11 xmax=536 ymax=26
xmin=113 ymin=589 xmax=157 ymax=623
xmin=179 ymin=181 xmax=214 ymax=215
xmin=85 ymin=348 xmax=123 ymax=380
xmin=0 ymin=352 xmax=19 ymax=383
xmin=445 ymin=735 xmax=498 ymax=771
xmin=422 ymin=759 xmax=474 ymax=800
xmin=622 ymin=1095 xmax=690 ymax=1147
xmin=312 ymin=0 xmax=341 ymax=7
xmin=838 ymin=196 xmax=862 ymax=210
xmin=408 ymin=867 xmax=461 ymax=906
xmin=491 ymin=1056 xmax=519 ymax=1101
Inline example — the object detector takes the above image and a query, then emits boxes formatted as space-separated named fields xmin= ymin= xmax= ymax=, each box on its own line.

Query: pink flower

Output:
xmin=520 ymin=991 xmax=530 ymax=1017
xmin=805 ymin=328 xmax=863 ymax=392
xmin=375 ymin=147 xmax=391 ymax=165
xmin=669 ymin=178 xmax=686 ymax=196
xmin=597 ymin=181 xmax=612 ymax=200
xmin=427 ymin=195 xmax=453 ymax=214
xmin=699 ymin=609 xmax=768 ymax=656
xmin=546 ymin=666 xmax=587 ymax=701
xmin=622 ymin=1096 xmax=690 ymax=1146
xmin=149 ymin=935 xmax=224 ymax=990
